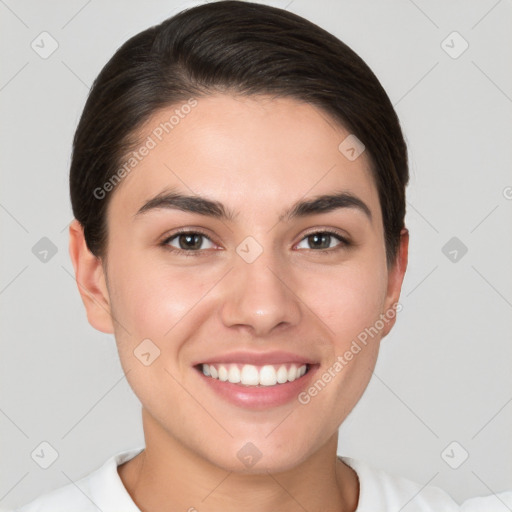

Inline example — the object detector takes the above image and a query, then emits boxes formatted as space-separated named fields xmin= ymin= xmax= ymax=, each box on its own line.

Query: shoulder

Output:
xmin=13 ymin=447 xmax=144 ymax=512
xmin=344 ymin=457 xmax=512 ymax=512
xmin=340 ymin=457 xmax=459 ymax=512
xmin=13 ymin=483 xmax=93 ymax=512
xmin=460 ymin=491 xmax=512 ymax=511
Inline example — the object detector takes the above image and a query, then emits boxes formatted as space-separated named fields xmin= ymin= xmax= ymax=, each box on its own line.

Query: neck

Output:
xmin=118 ymin=408 xmax=359 ymax=512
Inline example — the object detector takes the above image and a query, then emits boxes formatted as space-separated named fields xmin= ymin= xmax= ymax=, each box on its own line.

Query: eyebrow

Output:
xmin=134 ymin=188 xmax=372 ymax=223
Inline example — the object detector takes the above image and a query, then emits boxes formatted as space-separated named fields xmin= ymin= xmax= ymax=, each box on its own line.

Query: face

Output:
xmin=71 ymin=94 xmax=407 ymax=473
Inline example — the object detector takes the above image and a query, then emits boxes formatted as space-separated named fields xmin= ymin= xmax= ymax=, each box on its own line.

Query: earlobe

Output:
xmin=381 ymin=228 xmax=409 ymax=338
xmin=68 ymin=219 xmax=115 ymax=334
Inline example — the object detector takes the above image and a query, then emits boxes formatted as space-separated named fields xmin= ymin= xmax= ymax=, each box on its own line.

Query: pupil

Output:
xmin=309 ymin=233 xmax=330 ymax=249
xmin=180 ymin=234 xmax=202 ymax=250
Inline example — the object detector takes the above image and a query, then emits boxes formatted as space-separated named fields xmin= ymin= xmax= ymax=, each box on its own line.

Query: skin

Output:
xmin=69 ymin=94 xmax=408 ymax=512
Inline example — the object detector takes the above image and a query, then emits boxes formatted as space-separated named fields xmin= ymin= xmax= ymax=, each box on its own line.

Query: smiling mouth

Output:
xmin=196 ymin=363 xmax=310 ymax=387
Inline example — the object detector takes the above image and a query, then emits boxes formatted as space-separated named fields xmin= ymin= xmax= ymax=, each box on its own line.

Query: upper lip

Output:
xmin=193 ymin=350 xmax=317 ymax=367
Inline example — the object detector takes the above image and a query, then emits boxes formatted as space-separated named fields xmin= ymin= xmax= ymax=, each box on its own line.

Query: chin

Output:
xmin=202 ymin=435 xmax=317 ymax=475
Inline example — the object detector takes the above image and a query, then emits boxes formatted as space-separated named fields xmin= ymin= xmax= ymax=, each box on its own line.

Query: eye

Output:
xmin=295 ymin=230 xmax=349 ymax=251
xmin=162 ymin=230 xmax=217 ymax=253
xmin=160 ymin=228 xmax=350 ymax=256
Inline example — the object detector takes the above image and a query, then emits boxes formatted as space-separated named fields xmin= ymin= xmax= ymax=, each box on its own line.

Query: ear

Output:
xmin=68 ymin=219 xmax=115 ymax=334
xmin=381 ymin=227 xmax=409 ymax=338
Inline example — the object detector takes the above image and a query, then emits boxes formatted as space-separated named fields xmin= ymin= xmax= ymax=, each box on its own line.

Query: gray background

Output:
xmin=1 ymin=0 xmax=511 ymax=509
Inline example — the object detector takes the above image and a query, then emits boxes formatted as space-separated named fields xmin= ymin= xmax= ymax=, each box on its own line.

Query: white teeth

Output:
xmin=201 ymin=363 xmax=309 ymax=386
xmin=228 ymin=364 xmax=241 ymax=383
xmin=276 ymin=365 xmax=288 ymax=384
xmin=259 ymin=365 xmax=277 ymax=386
xmin=218 ymin=365 xmax=229 ymax=382
xmin=240 ymin=365 xmax=259 ymax=385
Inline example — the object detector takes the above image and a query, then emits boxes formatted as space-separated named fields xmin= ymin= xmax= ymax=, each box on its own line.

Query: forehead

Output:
xmin=107 ymin=94 xmax=380 ymax=223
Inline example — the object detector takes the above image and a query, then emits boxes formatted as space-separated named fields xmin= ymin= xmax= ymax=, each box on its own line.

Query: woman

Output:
xmin=15 ymin=1 xmax=507 ymax=510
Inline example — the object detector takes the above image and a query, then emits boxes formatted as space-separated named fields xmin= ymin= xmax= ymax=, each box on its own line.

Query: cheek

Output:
xmin=296 ymin=257 xmax=388 ymax=419
xmin=107 ymin=254 xmax=217 ymax=346
xmin=300 ymin=259 xmax=388 ymax=345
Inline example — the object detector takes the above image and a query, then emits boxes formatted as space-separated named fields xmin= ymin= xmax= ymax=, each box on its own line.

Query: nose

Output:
xmin=219 ymin=248 xmax=302 ymax=337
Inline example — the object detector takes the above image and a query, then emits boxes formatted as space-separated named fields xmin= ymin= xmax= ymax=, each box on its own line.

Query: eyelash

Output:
xmin=160 ymin=228 xmax=351 ymax=257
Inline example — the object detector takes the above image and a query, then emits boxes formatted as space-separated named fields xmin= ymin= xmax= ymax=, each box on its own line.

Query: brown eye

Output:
xmin=163 ymin=231 xmax=216 ymax=252
xmin=178 ymin=233 xmax=203 ymax=250
xmin=307 ymin=233 xmax=332 ymax=249
xmin=296 ymin=231 xmax=349 ymax=251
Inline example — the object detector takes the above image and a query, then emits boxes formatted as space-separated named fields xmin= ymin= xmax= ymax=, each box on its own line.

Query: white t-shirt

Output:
xmin=12 ymin=446 xmax=512 ymax=511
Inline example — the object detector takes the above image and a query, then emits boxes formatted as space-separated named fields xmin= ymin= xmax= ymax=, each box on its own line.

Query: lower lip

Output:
xmin=196 ymin=365 xmax=318 ymax=409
